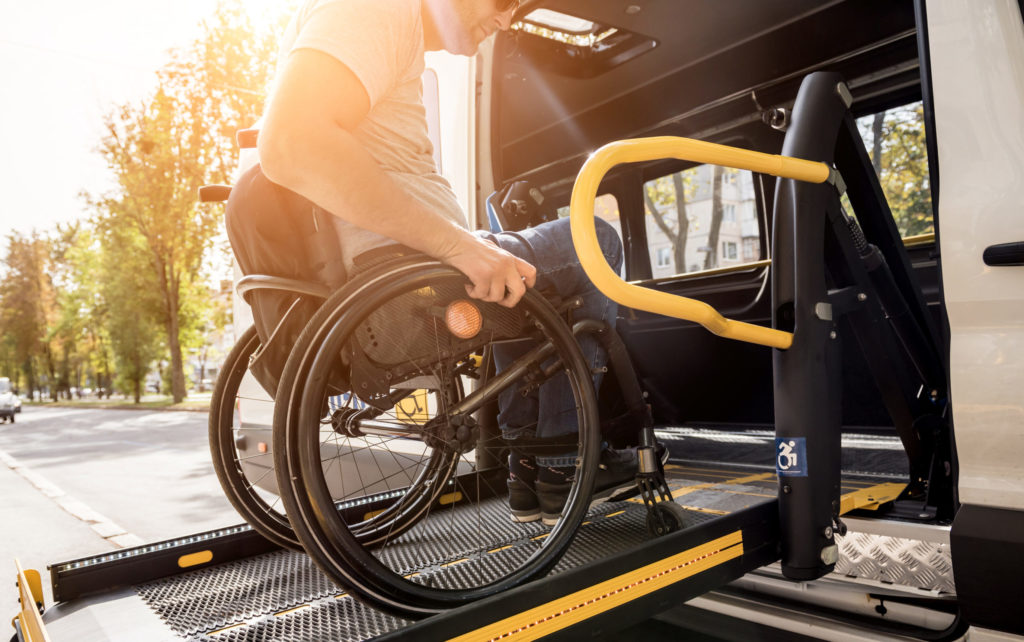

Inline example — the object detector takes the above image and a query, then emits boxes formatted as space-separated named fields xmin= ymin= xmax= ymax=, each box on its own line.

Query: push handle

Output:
xmin=236 ymin=128 xmax=259 ymax=149
xmin=569 ymin=136 xmax=832 ymax=350
xmin=198 ymin=184 xmax=232 ymax=203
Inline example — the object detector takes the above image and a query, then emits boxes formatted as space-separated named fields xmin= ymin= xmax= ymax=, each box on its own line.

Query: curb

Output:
xmin=0 ymin=449 xmax=145 ymax=548
xmin=23 ymin=402 xmax=210 ymax=413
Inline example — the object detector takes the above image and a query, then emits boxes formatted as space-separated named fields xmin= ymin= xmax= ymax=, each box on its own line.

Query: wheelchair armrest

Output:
xmin=236 ymin=274 xmax=331 ymax=300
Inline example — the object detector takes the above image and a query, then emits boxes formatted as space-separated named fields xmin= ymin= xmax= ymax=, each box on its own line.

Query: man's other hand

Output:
xmin=439 ymin=234 xmax=536 ymax=308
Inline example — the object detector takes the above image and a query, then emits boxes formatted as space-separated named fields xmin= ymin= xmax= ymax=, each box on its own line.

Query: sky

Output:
xmin=0 ymin=0 xmax=285 ymax=242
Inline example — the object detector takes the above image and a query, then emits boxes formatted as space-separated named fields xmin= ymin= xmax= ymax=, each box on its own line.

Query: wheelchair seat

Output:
xmin=223 ymin=163 xmax=347 ymax=395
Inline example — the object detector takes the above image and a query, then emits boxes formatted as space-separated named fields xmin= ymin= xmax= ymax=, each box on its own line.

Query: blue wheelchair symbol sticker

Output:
xmin=775 ymin=437 xmax=808 ymax=477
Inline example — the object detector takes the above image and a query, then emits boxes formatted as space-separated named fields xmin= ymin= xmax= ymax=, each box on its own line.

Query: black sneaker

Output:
xmin=537 ymin=465 xmax=574 ymax=526
xmin=508 ymin=452 xmax=540 ymax=523
xmin=508 ymin=478 xmax=541 ymax=523
xmin=537 ymin=443 xmax=670 ymax=525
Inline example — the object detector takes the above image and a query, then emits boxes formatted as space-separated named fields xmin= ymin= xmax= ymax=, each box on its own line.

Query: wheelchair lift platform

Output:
xmin=22 ymin=73 xmax=945 ymax=640
xmin=35 ymin=460 xmax=906 ymax=641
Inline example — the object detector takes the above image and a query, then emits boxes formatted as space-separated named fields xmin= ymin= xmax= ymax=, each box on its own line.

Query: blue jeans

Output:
xmin=476 ymin=217 xmax=623 ymax=467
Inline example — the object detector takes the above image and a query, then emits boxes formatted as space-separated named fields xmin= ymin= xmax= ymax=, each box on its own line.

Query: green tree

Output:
xmin=95 ymin=221 xmax=164 ymax=403
xmin=58 ymin=229 xmax=115 ymax=397
xmin=89 ymin=1 xmax=280 ymax=402
xmin=195 ymin=289 xmax=232 ymax=391
xmin=860 ymin=103 xmax=933 ymax=237
xmin=703 ymin=166 xmax=725 ymax=270
xmin=47 ymin=222 xmax=87 ymax=399
xmin=871 ymin=112 xmax=884 ymax=176
xmin=0 ymin=334 xmax=17 ymax=391
xmin=643 ymin=171 xmax=695 ymax=272
xmin=0 ymin=232 xmax=56 ymax=400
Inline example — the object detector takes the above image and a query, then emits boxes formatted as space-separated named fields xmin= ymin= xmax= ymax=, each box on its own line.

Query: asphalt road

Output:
xmin=0 ymin=405 xmax=240 ymax=626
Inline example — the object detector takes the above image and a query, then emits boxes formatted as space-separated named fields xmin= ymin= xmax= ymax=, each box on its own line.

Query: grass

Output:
xmin=24 ymin=396 xmax=210 ymax=412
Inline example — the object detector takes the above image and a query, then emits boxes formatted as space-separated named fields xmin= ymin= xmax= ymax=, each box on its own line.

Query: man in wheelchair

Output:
xmin=226 ymin=0 xmax=644 ymax=528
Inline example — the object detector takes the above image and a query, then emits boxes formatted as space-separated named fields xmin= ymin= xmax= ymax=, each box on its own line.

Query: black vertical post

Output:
xmin=475 ymin=348 xmax=504 ymax=470
xmin=771 ymin=72 xmax=848 ymax=581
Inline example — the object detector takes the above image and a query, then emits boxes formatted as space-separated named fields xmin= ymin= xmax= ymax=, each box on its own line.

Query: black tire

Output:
xmin=646 ymin=501 xmax=690 ymax=537
xmin=209 ymin=325 xmax=300 ymax=550
xmin=277 ymin=260 xmax=600 ymax=618
xmin=274 ymin=259 xmax=465 ymax=555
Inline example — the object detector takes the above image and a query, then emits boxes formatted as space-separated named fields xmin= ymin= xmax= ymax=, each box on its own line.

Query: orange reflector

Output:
xmin=439 ymin=491 xmax=463 ymax=505
xmin=257 ymin=442 xmax=268 ymax=453
xmin=178 ymin=550 xmax=213 ymax=568
xmin=445 ymin=300 xmax=482 ymax=339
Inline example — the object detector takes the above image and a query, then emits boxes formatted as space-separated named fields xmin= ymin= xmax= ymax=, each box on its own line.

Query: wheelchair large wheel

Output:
xmin=209 ymin=325 xmax=301 ymax=550
xmin=273 ymin=258 xmax=464 ymax=552
xmin=277 ymin=260 xmax=601 ymax=618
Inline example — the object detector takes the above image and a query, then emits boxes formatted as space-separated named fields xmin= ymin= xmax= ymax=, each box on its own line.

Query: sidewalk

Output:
xmin=0 ymin=460 xmax=114 ymax=625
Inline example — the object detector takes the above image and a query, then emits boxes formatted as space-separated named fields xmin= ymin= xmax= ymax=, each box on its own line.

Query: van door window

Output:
xmin=642 ymin=166 xmax=760 ymax=278
xmin=855 ymin=101 xmax=933 ymax=238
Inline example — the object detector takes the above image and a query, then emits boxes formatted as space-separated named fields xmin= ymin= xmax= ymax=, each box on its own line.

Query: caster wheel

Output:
xmin=646 ymin=501 xmax=689 ymax=537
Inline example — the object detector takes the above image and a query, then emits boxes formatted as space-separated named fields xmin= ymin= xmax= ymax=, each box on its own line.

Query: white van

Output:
xmin=14 ymin=1 xmax=1024 ymax=640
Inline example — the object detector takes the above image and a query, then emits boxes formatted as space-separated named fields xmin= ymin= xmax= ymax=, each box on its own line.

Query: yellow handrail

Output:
xmin=570 ymin=136 xmax=832 ymax=350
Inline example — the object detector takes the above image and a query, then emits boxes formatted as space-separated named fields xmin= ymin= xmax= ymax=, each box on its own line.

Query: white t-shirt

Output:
xmin=273 ymin=0 xmax=467 ymax=265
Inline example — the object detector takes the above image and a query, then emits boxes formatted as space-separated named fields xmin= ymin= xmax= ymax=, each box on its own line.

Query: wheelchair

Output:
xmin=206 ymin=69 xmax=953 ymax=621
xmin=203 ymin=146 xmax=677 ymax=618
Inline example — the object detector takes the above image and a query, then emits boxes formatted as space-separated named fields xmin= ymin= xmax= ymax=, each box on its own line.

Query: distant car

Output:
xmin=0 ymin=377 xmax=17 ymax=423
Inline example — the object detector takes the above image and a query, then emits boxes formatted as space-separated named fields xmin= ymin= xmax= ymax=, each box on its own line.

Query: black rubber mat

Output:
xmin=132 ymin=455 xmax=910 ymax=641
xmin=137 ymin=550 xmax=339 ymax=638
xmin=136 ymin=484 xmax=722 ymax=641
xmin=190 ymin=595 xmax=408 ymax=642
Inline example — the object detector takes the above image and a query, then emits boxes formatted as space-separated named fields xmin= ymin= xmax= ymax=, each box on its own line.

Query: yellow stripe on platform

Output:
xmin=839 ymin=482 xmax=906 ymax=514
xmin=676 ymin=505 xmax=729 ymax=515
xmin=623 ymin=470 xmax=903 ymax=519
xmin=669 ymin=472 xmax=775 ymax=501
xmin=627 ymin=471 xmax=775 ymax=505
xmin=452 ymin=531 xmax=743 ymax=642
xmin=208 ymin=622 xmax=248 ymax=635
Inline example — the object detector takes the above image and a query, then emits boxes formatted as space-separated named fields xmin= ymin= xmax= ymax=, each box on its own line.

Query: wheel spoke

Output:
xmin=209 ymin=326 xmax=298 ymax=550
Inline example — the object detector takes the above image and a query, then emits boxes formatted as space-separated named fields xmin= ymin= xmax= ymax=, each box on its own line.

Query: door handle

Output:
xmin=983 ymin=242 xmax=1024 ymax=266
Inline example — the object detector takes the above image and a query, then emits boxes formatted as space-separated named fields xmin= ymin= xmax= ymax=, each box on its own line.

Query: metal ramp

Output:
xmin=36 ymin=461 xmax=910 ymax=641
